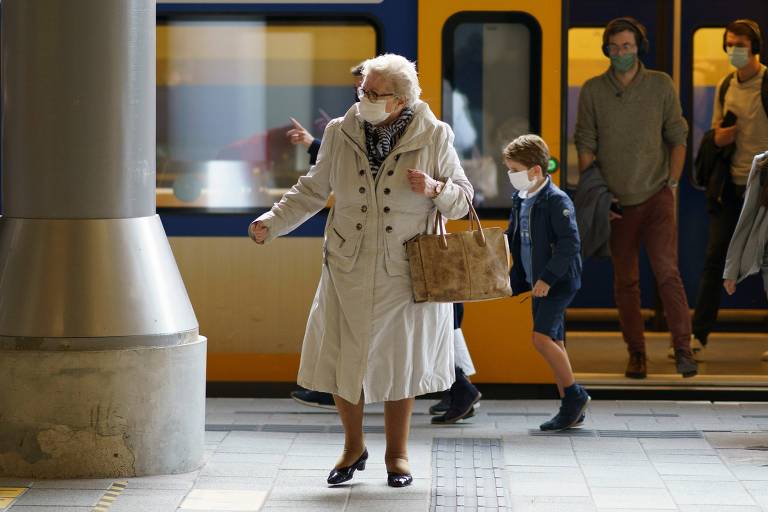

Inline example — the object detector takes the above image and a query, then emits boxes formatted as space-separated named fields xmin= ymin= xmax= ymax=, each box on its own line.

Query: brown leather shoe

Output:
xmin=625 ymin=352 xmax=647 ymax=379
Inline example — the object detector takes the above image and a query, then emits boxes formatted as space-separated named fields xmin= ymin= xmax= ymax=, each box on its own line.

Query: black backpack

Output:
xmin=692 ymin=70 xmax=768 ymax=203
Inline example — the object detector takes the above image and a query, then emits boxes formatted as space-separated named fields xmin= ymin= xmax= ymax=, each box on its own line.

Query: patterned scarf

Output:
xmin=363 ymin=107 xmax=414 ymax=177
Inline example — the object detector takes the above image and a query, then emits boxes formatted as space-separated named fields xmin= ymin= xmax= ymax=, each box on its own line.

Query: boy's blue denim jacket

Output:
xmin=506 ymin=178 xmax=583 ymax=296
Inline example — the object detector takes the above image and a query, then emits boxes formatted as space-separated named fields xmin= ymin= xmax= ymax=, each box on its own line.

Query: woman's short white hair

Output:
xmin=362 ymin=54 xmax=421 ymax=107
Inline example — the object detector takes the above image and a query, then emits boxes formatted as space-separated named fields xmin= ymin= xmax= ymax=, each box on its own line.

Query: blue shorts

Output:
xmin=531 ymin=281 xmax=579 ymax=341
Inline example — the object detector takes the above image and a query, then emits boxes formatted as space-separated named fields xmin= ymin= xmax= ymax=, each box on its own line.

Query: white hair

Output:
xmin=362 ymin=54 xmax=421 ymax=107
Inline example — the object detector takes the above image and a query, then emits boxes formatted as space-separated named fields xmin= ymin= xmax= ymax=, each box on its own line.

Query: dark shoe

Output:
xmin=625 ymin=352 xmax=647 ymax=379
xmin=431 ymin=405 xmax=476 ymax=425
xmin=291 ymin=388 xmax=336 ymax=410
xmin=540 ymin=384 xmax=590 ymax=431
xmin=327 ymin=449 xmax=368 ymax=485
xmin=387 ymin=472 xmax=413 ymax=487
xmin=693 ymin=331 xmax=709 ymax=348
xmin=571 ymin=413 xmax=586 ymax=428
xmin=674 ymin=349 xmax=698 ymax=378
xmin=428 ymin=390 xmax=451 ymax=415
xmin=432 ymin=367 xmax=482 ymax=424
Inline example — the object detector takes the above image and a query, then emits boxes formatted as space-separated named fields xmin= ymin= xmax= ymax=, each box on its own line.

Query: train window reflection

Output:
xmin=156 ymin=19 xmax=376 ymax=209
xmin=692 ymin=27 xmax=731 ymax=157
xmin=442 ymin=13 xmax=541 ymax=209
xmin=566 ymin=27 xmax=604 ymax=189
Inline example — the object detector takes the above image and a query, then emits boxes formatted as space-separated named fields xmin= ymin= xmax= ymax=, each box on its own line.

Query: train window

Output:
xmin=566 ymin=27 xmax=605 ymax=189
xmin=442 ymin=13 xmax=541 ymax=209
xmin=156 ymin=18 xmax=377 ymax=210
xmin=692 ymin=27 xmax=731 ymax=156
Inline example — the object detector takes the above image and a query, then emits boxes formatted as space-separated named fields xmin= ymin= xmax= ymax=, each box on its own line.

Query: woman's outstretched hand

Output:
xmin=249 ymin=220 xmax=269 ymax=244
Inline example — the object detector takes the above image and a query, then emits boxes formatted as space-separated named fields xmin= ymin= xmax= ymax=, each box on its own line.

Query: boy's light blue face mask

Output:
xmin=728 ymin=46 xmax=750 ymax=69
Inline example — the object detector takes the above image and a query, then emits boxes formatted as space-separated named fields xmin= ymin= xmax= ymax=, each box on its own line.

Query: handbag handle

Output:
xmin=433 ymin=193 xmax=486 ymax=249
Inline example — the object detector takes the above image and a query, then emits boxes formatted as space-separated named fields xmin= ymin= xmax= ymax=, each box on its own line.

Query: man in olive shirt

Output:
xmin=574 ymin=17 xmax=698 ymax=379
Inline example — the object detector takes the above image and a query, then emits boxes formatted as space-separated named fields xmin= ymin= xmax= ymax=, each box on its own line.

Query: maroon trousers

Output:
xmin=609 ymin=187 xmax=692 ymax=353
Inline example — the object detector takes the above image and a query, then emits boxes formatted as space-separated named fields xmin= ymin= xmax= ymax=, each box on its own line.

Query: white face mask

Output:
xmin=357 ymin=96 xmax=391 ymax=125
xmin=507 ymin=169 xmax=535 ymax=191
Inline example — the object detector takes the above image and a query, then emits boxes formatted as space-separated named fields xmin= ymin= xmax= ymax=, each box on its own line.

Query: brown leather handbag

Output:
xmin=406 ymin=199 xmax=512 ymax=303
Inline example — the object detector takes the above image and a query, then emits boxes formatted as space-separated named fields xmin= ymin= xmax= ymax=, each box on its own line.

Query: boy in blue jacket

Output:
xmin=505 ymin=135 xmax=590 ymax=431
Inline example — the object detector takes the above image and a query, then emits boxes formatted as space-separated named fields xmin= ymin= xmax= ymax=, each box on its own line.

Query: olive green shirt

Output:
xmin=574 ymin=64 xmax=688 ymax=206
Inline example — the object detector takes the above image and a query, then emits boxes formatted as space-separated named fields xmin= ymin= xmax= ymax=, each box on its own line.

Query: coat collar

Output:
xmin=339 ymin=100 xmax=440 ymax=158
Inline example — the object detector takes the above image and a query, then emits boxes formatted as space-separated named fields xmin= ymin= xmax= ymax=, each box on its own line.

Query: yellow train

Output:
xmin=156 ymin=0 xmax=768 ymax=394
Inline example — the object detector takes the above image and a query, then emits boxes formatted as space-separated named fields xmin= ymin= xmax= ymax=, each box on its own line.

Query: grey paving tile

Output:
xmin=29 ymin=479 xmax=115 ymax=489
xmin=665 ymin=480 xmax=756 ymax=506
xmin=266 ymin=487 xmax=350 ymax=502
xmin=200 ymin=461 xmax=280 ymax=478
xmin=589 ymin=487 xmax=676 ymax=510
xmin=106 ymin=488 xmax=187 ymax=512
xmin=210 ymin=452 xmax=285 ymax=464
xmin=5 ymin=508 xmax=92 ymax=512
xmin=729 ymin=465 xmax=768 ymax=481
xmin=678 ymin=506 xmax=762 ymax=512
xmin=347 ymin=498 xmax=428 ymax=511
xmin=124 ymin=472 xmax=198 ymax=490
xmin=12 ymin=489 xmax=104 ymax=507
xmin=581 ymin=465 xmax=665 ymax=488
xmin=509 ymin=496 xmax=597 ymax=512
xmin=192 ymin=476 xmax=275 ymax=491
xmin=652 ymin=461 xmax=735 ymax=478
xmin=259 ymin=502 xmax=346 ymax=511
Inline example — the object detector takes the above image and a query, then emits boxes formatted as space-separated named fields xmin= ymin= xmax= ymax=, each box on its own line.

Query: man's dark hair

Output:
xmin=724 ymin=19 xmax=762 ymax=55
xmin=602 ymin=17 xmax=649 ymax=56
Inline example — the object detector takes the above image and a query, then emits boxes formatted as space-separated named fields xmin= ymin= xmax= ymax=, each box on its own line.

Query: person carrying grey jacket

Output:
xmin=574 ymin=163 xmax=614 ymax=259
xmin=723 ymin=151 xmax=768 ymax=360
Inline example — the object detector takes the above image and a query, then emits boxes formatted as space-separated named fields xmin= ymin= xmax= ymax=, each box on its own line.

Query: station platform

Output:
xmin=1 ymin=398 xmax=767 ymax=512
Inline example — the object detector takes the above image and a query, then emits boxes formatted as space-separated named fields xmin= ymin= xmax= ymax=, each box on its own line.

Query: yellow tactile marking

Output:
xmin=91 ymin=481 xmax=128 ymax=512
xmin=0 ymin=487 xmax=28 ymax=510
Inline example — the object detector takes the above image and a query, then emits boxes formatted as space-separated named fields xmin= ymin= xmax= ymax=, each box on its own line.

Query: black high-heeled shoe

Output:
xmin=387 ymin=471 xmax=413 ymax=487
xmin=327 ymin=448 xmax=368 ymax=485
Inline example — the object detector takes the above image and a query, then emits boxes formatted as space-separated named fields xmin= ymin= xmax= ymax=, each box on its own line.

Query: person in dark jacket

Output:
xmin=504 ymin=134 xmax=590 ymax=431
xmin=287 ymin=63 xmax=365 ymax=165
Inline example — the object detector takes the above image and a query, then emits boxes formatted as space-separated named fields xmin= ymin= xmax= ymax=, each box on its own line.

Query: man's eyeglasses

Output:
xmin=357 ymin=87 xmax=396 ymax=102
xmin=606 ymin=42 xmax=637 ymax=55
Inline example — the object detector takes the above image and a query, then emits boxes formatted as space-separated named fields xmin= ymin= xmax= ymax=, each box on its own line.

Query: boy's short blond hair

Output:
xmin=503 ymin=134 xmax=550 ymax=171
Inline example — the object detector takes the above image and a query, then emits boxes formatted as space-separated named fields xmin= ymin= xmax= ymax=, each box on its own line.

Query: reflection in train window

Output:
xmin=156 ymin=18 xmax=377 ymax=209
xmin=566 ymin=27 xmax=605 ymax=189
xmin=692 ymin=27 xmax=731 ymax=157
xmin=442 ymin=13 xmax=541 ymax=209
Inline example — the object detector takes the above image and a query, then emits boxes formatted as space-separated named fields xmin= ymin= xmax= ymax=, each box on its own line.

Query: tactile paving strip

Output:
xmin=529 ymin=429 xmax=704 ymax=438
xmin=431 ymin=438 xmax=509 ymax=512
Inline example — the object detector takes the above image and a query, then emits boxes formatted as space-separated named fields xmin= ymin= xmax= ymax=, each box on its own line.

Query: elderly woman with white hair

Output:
xmin=249 ymin=54 xmax=473 ymax=487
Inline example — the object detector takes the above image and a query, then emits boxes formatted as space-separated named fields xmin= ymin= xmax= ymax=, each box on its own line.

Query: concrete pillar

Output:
xmin=0 ymin=0 xmax=206 ymax=477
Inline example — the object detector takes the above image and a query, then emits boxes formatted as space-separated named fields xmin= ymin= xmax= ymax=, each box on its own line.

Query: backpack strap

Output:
xmin=719 ymin=72 xmax=734 ymax=111
xmin=762 ymin=70 xmax=768 ymax=118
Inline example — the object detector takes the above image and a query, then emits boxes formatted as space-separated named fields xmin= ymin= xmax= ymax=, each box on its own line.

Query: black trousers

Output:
xmin=453 ymin=303 xmax=464 ymax=330
xmin=692 ymin=179 xmax=746 ymax=338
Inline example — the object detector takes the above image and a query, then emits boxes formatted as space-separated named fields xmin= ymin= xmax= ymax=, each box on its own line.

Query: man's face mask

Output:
xmin=611 ymin=52 xmax=636 ymax=73
xmin=728 ymin=46 xmax=750 ymax=69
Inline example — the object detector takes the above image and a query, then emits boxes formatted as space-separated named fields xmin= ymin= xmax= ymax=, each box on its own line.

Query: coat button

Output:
xmin=385 ymin=226 xmax=393 ymax=233
xmin=359 ymin=187 xmax=366 ymax=193
xmin=359 ymin=170 xmax=365 ymax=176
xmin=383 ymin=206 xmax=390 ymax=213
xmin=387 ymin=170 xmax=394 ymax=176
xmin=356 ymin=223 xmax=363 ymax=230
xmin=384 ymin=188 xmax=391 ymax=194
xmin=361 ymin=205 xmax=368 ymax=213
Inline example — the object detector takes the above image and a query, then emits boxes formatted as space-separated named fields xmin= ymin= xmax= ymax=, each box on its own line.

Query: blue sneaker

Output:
xmin=540 ymin=384 xmax=590 ymax=431
xmin=290 ymin=388 xmax=336 ymax=410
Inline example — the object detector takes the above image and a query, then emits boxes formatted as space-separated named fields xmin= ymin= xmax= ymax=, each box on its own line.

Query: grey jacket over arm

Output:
xmin=723 ymin=151 xmax=768 ymax=282
xmin=574 ymin=163 xmax=614 ymax=259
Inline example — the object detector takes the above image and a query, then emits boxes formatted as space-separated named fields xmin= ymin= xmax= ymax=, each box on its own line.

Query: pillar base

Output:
xmin=0 ymin=337 xmax=206 ymax=478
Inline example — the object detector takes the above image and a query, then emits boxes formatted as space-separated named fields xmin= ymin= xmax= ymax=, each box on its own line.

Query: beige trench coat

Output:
xmin=257 ymin=101 xmax=473 ymax=403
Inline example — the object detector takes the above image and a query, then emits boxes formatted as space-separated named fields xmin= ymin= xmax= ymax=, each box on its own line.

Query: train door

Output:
xmin=418 ymin=0 xmax=564 ymax=385
xmin=565 ymin=0 xmax=675 ymax=316
xmin=678 ymin=1 xmax=768 ymax=383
